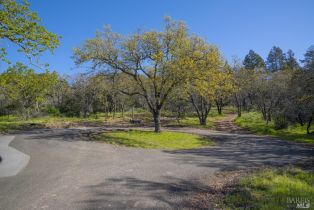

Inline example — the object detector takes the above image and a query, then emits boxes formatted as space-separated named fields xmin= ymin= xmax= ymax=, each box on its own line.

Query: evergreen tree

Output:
xmin=285 ymin=49 xmax=299 ymax=70
xmin=243 ymin=50 xmax=265 ymax=69
xmin=302 ymin=45 xmax=314 ymax=71
xmin=266 ymin=46 xmax=286 ymax=71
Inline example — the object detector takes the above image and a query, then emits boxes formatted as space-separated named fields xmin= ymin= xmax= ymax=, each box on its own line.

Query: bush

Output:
xmin=45 ymin=106 xmax=61 ymax=117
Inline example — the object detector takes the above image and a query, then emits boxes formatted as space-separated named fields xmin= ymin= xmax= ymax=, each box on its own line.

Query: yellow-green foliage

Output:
xmin=225 ymin=167 xmax=314 ymax=210
xmin=236 ymin=112 xmax=314 ymax=143
xmin=0 ymin=63 xmax=59 ymax=117
xmin=183 ymin=37 xmax=235 ymax=104
xmin=0 ymin=0 xmax=60 ymax=63
xmin=93 ymin=130 xmax=214 ymax=149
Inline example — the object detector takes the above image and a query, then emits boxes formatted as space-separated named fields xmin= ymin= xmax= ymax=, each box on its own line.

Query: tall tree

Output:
xmin=0 ymin=0 xmax=60 ymax=64
xmin=285 ymin=49 xmax=299 ymax=70
xmin=74 ymin=19 xmax=201 ymax=132
xmin=286 ymin=69 xmax=314 ymax=133
xmin=302 ymin=45 xmax=314 ymax=71
xmin=266 ymin=46 xmax=286 ymax=71
xmin=184 ymin=37 xmax=224 ymax=125
xmin=299 ymin=45 xmax=314 ymax=133
xmin=213 ymin=63 xmax=236 ymax=115
xmin=243 ymin=50 xmax=265 ymax=69
xmin=252 ymin=69 xmax=291 ymax=124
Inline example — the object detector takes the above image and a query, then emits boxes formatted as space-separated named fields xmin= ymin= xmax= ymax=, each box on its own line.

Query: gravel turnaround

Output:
xmin=0 ymin=127 xmax=312 ymax=210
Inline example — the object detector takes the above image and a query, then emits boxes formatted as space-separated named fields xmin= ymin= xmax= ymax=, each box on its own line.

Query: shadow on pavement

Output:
xmin=164 ymin=133 xmax=314 ymax=171
xmin=78 ymin=176 xmax=212 ymax=210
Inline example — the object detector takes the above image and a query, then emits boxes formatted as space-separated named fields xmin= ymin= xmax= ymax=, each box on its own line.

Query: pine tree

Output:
xmin=243 ymin=50 xmax=265 ymax=69
xmin=266 ymin=46 xmax=286 ymax=71
xmin=302 ymin=45 xmax=314 ymax=71
xmin=285 ymin=49 xmax=299 ymax=70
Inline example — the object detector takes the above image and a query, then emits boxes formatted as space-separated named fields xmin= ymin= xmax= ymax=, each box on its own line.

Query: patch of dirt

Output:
xmin=188 ymin=169 xmax=252 ymax=209
xmin=214 ymin=114 xmax=251 ymax=134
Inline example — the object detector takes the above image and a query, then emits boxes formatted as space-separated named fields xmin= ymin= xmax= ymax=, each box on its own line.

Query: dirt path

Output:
xmin=214 ymin=114 xmax=251 ymax=134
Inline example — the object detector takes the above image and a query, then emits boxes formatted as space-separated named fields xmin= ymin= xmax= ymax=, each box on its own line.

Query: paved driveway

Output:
xmin=0 ymin=128 xmax=312 ymax=210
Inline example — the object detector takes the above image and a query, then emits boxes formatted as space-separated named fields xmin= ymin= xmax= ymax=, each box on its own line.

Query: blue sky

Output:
xmin=3 ymin=0 xmax=314 ymax=75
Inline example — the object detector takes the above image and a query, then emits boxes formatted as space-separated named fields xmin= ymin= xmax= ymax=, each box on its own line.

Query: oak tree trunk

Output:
xmin=153 ymin=110 xmax=161 ymax=133
xmin=307 ymin=116 xmax=313 ymax=134
xmin=199 ymin=117 xmax=207 ymax=125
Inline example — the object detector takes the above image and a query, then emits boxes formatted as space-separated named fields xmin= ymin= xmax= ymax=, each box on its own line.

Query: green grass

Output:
xmin=167 ymin=112 xmax=228 ymax=129
xmin=0 ymin=115 xmax=127 ymax=133
xmin=235 ymin=112 xmax=314 ymax=143
xmin=225 ymin=167 xmax=314 ymax=210
xmin=0 ymin=108 xmax=231 ymax=133
xmin=93 ymin=130 xmax=214 ymax=149
xmin=173 ymin=106 xmax=237 ymax=128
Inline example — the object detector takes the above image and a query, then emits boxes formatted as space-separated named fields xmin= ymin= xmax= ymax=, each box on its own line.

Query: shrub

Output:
xmin=45 ymin=106 xmax=61 ymax=117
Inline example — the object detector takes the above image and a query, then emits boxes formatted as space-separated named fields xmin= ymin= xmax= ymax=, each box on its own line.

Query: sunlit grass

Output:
xmin=0 ymin=115 xmax=122 ymax=132
xmin=93 ymin=130 xmax=214 ymax=149
xmin=235 ymin=112 xmax=314 ymax=143
xmin=0 ymin=108 xmax=232 ymax=132
xmin=167 ymin=107 xmax=236 ymax=128
xmin=167 ymin=111 xmax=228 ymax=129
xmin=225 ymin=167 xmax=314 ymax=210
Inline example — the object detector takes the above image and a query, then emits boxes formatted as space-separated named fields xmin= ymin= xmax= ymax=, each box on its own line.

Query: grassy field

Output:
xmin=225 ymin=167 xmax=314 ymax=210
xmin=0 ymin=109 xmax=159 ymax=133
xmin=93 ymin=130 xmax=214 ymax=149
xmin=165 ymin=107 xmax=235 ymax=128
xmin=0 ymin=114 xmax=124 ymax=133
xmin=168 ymin=115 xmax=226 ymax=129
xmin=235 ymin=112 xmax=314 ymax=143
xmin=0 ymin=108 xmax=232 ymax=133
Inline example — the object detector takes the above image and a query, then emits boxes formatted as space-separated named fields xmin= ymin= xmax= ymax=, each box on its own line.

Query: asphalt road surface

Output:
xmin=0 ymin=127 xmax=312 ymax=210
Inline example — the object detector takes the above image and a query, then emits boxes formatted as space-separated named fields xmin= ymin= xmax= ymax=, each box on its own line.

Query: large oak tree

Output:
xmin=74 ymin=19 xmax=206 ymax=132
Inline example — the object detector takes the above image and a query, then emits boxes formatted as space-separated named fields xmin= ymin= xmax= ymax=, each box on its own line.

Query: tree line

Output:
xmin=233 ymin=46 xmax=314 ymax=134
